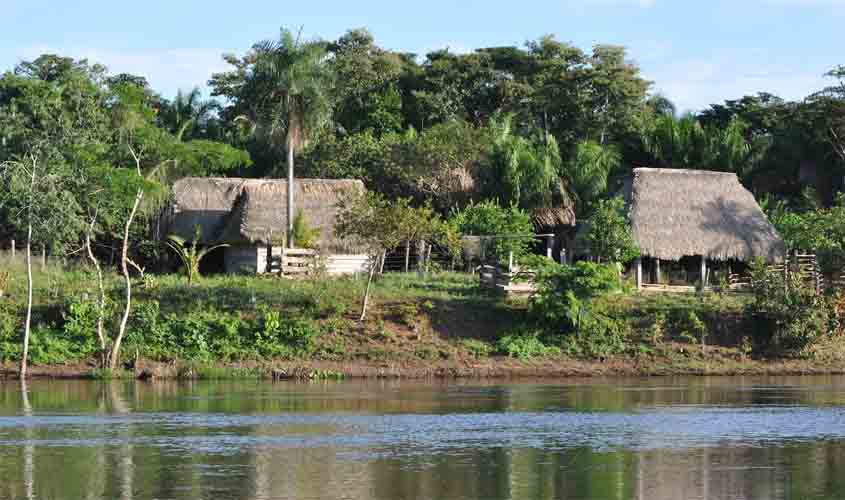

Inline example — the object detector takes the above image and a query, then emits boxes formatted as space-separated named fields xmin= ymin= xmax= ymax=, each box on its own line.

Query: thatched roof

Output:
xmin=620 ymin=168 xmax=786 ymax=262
xmin=169 ymin=177 xmax=365 ymax=252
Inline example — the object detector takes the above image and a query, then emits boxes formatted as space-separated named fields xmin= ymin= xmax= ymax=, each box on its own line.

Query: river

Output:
xmin=1 ymin=376 xmax=845 ymax=499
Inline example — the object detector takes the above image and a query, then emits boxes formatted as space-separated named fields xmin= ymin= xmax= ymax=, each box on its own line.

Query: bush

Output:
xmin=459 ymin=338 xmax=494 ymax=358
xmin=0 ymin=303 xmax=19 ymax=361
xmin=60 ymin=296 xmax=102 ymax=357
xmin=531 ymin=261 xmax=620 ymax=327
xmin=746 ymin=259 xmax=830 ymax=356
xmin=256 ymin=308 xmax=321 ymax=358
xmin=497 ymin=332 xmax=560 ymax=360
xmin=451 ymin=200 xmax=534 ymax=261
xmin=527 ymin=261 xmax=630 ymax=358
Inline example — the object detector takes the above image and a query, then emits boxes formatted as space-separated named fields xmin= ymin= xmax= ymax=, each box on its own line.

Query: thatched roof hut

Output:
xmin=619 ymin=168 xmax=785 ymax=262
xmin=169 ymin=177 xmax=365 ymax=253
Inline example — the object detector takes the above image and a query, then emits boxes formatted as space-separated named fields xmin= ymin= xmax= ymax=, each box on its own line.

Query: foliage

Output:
xmin=578 ymin=196 xmax=639 ymax=264
xmin=766 ymin=196 xmax=845 ymax=272
xmin=478 ymin=114 xmax=565 ymax=216
xmin=291 ymin=210 xmax=320 ymax=249
xmin=746 ymin=258 xmax=831 ymax=356
xmin=497 ymin=331 xmax=560 ymax=360
xmin=529 ymin=261 xmax=628 ymax=358
xmin=165 ymin=228 xmax=229 ymax=285
xmin=459 ymin=338 xmax=494 ymax=358
xmin=563 ymin=140 xmax=620 ymax=217
xmin=450 ymin=200 xmax=534 ymax=262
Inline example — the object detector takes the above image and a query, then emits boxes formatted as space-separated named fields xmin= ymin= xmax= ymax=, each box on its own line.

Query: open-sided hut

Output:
xmin=591 ymin=168 xmax=786 ymax=289
xmin=168 ymin=177 xmax=368 ymax=275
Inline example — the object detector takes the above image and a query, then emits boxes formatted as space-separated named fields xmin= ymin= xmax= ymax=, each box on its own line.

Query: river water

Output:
xmin=1 ymin=376 xmax=845 ymax=499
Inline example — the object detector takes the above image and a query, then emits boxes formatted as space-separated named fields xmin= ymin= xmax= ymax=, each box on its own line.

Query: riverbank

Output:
xmin=2 ymin=263 xmax=844 ymax=380
xmin=3 ymin=347 xmax=845 ymax=380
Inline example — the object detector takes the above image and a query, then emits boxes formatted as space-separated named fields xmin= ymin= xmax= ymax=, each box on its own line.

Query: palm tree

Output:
xmin=239 ymin=29 xmax=333 ymax=246
xmin=161 ymin=88 xmax=215 ymax=141
xmin=641 ymin=113 xmax=752 ymax=174
xmin=562 ymin=140 xmax=620 ymax=218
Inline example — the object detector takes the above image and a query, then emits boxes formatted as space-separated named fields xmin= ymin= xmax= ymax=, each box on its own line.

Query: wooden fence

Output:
xmin=268 ymin=248 xmax=317 ymax=277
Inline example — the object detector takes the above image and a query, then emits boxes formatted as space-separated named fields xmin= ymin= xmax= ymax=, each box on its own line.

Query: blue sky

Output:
xmin=1 ymin=0 xmax=843 ymax=112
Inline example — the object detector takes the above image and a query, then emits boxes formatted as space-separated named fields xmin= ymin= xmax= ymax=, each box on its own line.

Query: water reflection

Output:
xmin=0 ymin=377 xmax=844 ymax=499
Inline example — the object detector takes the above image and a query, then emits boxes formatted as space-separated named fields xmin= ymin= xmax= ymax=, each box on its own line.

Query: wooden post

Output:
xmin=545 ymin=236 xmax=553 ymax=260
xmin=635 ymin=257 xmax=642 ymax=291
xmin=700 ymin=256 xmax=707 ymax=291
xmin=508 ymin=251 xmax=514 ymax=273
xmin=404 ymin=240 xmax=410 ymax=273
xmin=654 ymin=259 xmax=661 ymax=285
xmin=10 ymin=240 xmax=15 ymax=260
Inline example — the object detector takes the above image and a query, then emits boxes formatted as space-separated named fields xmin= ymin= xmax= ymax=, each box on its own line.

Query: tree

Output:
xmin=211 ymin=28 xmax=334 ymax=245
xmin=106 ymin=82 xmax=171 ymax=371
xmin=0 ymin=150 xmax=81 ymax=378
xmin=481 ymin=115 xmax=562 ymax=209
xmin=335 ymin=193 xmax=442 ymax=319
xmin=328 ymin=28 xmax=406 ymax=136
xmin=159 ymin=87 xmax=216 ymax=141
xmin=578 ymin=196 xmax=639 ymax=266
xmin=562 ymin=140 xmax=620 ymax=218
xmin=0 ymin=58 xmax=110 ymax=377
xmin=450 ymin=200 xmax=534 ymax=262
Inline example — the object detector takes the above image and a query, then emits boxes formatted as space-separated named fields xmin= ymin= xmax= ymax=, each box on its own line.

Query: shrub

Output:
xmin=746 ymin=259 xmax=830 ymax=356
xmin=460 ymin=338 xmax=493 ymax=358
xmin=531 ymin=261 xmax=620 ymax=327
xmin=528 ymin=261 xmax=629 ymax=358
xmin=60 ymin=296 xmax=102 ymax=357
xmin=450 ymin=200 xmax=534 ymax=262
xmin=256 ymin=308 xmax=321 ymax=358
xmin=497 ymin=332 xmax=560 ymax=360
xmin=0 ymin=303 xmax=19 ymax=361
xmin=292 ymin=210 xmax=320 ymax=249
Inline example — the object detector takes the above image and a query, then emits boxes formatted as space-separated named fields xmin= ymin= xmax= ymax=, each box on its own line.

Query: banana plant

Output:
xmin=165 ymin=227 xmax=229 ymax=285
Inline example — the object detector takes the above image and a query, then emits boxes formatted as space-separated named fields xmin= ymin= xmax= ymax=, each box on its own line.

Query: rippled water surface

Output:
xmin=2 ymin=376 xmax=845 ymax=499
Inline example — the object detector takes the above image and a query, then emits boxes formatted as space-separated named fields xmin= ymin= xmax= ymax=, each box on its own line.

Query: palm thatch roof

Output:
xmin=618 ymin=168 xmax=786 ymax=262
xmin=168 ymin=177 xmax=365 ymax=253
xmin=578 ymin=168 xmax=786 ymax=262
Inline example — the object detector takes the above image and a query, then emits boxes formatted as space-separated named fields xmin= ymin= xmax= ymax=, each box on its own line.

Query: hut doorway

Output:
xmin=198 ymin=246 xmax=227 ymax=275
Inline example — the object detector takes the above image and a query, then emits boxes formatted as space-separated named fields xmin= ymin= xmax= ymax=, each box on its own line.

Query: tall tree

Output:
xmin=211 ymin=28 xmax=334 ymax=244
xmin=159 ymin=87 xmax=216 ymax=141
xmin=0 ymin=62 xmax=107 ymax=377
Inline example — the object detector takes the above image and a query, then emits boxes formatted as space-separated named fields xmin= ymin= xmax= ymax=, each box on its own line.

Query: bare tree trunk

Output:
xmin=20 ymin=222 xmax=33 ymax=380
xmin=359 ymin=254 xmax=379 ymax=321
xmin=86 ymin=210 xmax=107 ymax=366
xmin=379 ymin=250 xmax=387 ymax=275
xmin=404 ymin=241 xmax=410 ymax=273
xmin=110 ymin=188 xmax=143 ymax=371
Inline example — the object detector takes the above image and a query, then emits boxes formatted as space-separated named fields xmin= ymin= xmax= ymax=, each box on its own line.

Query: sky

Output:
xmin=1 ymin=0 xmax=843 ymax=112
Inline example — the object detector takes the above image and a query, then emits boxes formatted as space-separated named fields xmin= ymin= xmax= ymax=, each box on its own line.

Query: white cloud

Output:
xmin=644 ymin=53 xmax=829 ymax=112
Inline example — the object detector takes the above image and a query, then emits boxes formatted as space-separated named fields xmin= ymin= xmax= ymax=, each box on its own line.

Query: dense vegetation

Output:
xmin=3 ymin=27 xmax=845 ymax=377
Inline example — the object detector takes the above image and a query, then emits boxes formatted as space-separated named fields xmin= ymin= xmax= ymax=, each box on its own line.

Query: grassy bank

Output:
xmin=1 ymin=254 xmax=844 ymax=380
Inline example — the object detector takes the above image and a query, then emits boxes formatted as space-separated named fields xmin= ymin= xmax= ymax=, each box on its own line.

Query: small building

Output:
xmin=596 ymin=168 xmax=786 ymax=290
xmin=167 ymin=177 xmax=370 ymax=275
